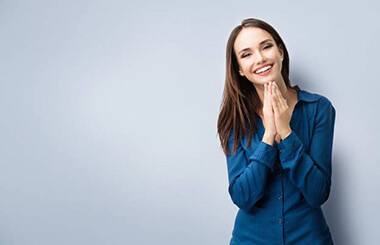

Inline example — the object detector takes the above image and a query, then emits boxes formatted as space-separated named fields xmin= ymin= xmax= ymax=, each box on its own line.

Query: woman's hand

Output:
xmin=262 ymin=82 xmax=277 ymax=138
xmin=271 ymin=82 xmax=292 ymax=139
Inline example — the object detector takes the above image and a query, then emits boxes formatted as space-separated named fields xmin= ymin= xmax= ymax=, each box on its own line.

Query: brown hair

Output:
xmin=217 ymin=18 xmax=299 ymax=155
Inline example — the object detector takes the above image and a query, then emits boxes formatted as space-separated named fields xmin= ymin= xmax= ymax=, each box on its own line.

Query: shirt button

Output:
xmin=278 ymin=194 xmax=283 ymax=200
xmin=279 ymin=218 xmax=283 ymax=224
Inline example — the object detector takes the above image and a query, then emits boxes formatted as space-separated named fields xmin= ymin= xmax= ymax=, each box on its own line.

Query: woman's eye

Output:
xmin=241 ymin=45 xmax=272 ymax=58
xmin=264 ymin=44 xmax=272 ymax=49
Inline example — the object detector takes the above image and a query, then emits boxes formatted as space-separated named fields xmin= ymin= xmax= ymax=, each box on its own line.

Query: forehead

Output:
xmin=234 ymin=27 xmax=273 ymax=52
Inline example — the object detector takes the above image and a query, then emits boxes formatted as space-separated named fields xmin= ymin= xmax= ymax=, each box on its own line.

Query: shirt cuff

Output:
xmin=277 ymin=130 xmax=303 ymax=163
xmin=248 ymin=141 xmax=278 ymax=172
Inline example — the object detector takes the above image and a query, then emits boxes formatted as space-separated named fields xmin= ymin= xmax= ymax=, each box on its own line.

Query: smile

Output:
xmin=254 ymin=65 xmax=273 ymax=76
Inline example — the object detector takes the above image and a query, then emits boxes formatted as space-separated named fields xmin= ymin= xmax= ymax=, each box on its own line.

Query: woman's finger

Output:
xmin=271 ymin=93 xmax=279 ymax=117
xmin=270 ymin=82 xmax=279 ymax=105
xmin=263 ymin=83 xmax=267 ymax=105
xmin=273 ymin=83 xmax=287 ymax=109
xmin=269 ymin=82 xmax=273 ymax=95
xmin=264 ymin=83 xmax=270 ymax=104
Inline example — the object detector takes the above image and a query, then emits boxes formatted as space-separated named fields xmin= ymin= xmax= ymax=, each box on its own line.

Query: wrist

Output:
xmin=279 ymin=128 xmax=292 ymax=140
xmin=262 ymin=132 xmax=275 ymax=146
xmin=263 ymin=131 xmax=276 ymax=138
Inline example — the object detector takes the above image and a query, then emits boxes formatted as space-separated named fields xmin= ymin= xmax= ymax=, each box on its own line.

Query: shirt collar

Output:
xmin=294 ymin=85 xmax=320 ymax=102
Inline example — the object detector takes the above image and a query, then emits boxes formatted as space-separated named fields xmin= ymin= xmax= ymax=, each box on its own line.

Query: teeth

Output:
xmin=255 ymin=65 xmax=272 ymax=74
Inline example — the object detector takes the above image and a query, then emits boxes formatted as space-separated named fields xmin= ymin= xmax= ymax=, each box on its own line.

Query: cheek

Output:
xmin=268 ymin=50 xmax=280 ymax=58
xmin=240 ymin=59 xmax=253 ymax=71
xmin=238 ymin=63 xmax=249 ymax=73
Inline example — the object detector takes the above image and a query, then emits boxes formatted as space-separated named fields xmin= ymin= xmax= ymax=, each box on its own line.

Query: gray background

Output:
xmin=0 ymin=0 xmax=379 ymax=244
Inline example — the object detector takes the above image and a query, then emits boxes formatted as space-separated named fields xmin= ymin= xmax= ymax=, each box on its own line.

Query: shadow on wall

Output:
xmin=324 ymin=150 xmax=352 ymax=245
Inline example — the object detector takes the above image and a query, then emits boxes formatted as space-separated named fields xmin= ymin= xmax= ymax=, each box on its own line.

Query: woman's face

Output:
xmin=234 ymin=27 xmax=284 ymax=86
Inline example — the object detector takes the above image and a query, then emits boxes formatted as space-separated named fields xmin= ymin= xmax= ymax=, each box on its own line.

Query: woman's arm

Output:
xmin=277 ymin=97 xmax=336 ymax=208
xmin=226 ymin=131 xmax=278 ymax=212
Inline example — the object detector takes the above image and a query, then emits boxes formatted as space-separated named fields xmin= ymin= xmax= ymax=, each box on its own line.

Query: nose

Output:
xmin=255 ymin=51 xmax=266 ymax=65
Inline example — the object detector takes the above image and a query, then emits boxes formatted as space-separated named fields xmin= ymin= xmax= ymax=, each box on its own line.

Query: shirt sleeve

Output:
xmin=226 ymin=130 xmax=278 ymax=211
xmin=277 ymin=97 xmax=336 ymax=208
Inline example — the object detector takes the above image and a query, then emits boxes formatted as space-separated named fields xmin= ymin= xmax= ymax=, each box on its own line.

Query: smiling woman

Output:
xmin=217 ymin=18 xmax=336 ymax=244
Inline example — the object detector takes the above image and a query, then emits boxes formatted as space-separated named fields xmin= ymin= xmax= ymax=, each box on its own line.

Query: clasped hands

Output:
xmin=262 ymin=81 xmax=292 ymax=141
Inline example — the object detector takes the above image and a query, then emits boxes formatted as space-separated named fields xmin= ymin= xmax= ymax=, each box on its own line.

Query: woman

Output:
xmin=217 ymin=18 xmax=336 ymax=244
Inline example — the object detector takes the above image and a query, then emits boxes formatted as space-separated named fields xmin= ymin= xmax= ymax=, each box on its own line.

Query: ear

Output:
xmin=238 ymin=68 xmax=244 ymax=76
xmin=279 ymin=46 xmax=284 ymax=61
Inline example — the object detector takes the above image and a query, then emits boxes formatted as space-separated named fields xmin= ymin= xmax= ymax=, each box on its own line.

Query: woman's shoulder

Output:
xmin=298 ymin=88 xmax=335 ymax=110
xmin=298 ymin=88 xmax=330 ymax=103
xmin=297 ymin=88 xmax=336 ymax=128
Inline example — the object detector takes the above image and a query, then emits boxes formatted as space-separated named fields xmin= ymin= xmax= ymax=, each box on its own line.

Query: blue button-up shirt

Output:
xmin=226 ymin=88 xmax=336 ymax=245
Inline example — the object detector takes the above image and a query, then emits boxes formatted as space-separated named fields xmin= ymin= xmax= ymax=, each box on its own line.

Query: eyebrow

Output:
xmin=238 ymin=39 xmax=273 ymax=55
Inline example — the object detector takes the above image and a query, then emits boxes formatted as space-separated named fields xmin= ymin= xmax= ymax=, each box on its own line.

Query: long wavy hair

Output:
xmin=217 ymin=18 xmax=299 ymax=156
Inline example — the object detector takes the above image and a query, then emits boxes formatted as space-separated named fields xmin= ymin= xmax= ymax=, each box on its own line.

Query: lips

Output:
xmin=254 ymin=63 xmax=273 ymax=74
xmin=254 ymin=64 xmax=273 ymax=76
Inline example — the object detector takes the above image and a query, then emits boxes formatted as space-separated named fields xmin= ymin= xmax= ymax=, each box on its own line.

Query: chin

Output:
xmin=248 ymin=71 xmax=281 ymax=85
xmin=267 ymin=72 xmax=281 ymax=81
xmin=254 ymin=75 xmax=277 ymax=84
